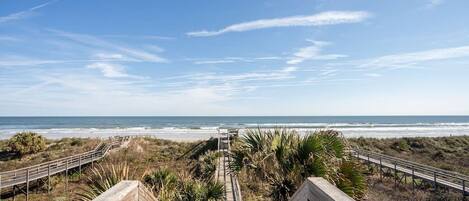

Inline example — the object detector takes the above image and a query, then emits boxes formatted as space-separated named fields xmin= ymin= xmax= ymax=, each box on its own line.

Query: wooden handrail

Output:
xmin=352 ymin=148 xmax=469 ymax=197
xmin=0 ymin=137 xmax=127 ymax=189
xmin=353 ymin=149 xmax=469 ymax=181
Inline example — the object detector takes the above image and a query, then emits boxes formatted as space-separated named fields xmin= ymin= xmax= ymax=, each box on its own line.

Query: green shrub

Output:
xmin=76 ymin=162 xmax=130 ymax=201
xmin=144 ymin=168 xmax=178 ymax=193
xmin=391 ymin=139 xmax=410 ymax=151
xmin=190 ymin=151 xmax=220 ymax=181
xmin=7 ymin=131 xmax=46 ymax=156
xmin=231 ymin=128 xmax=366 ymax=200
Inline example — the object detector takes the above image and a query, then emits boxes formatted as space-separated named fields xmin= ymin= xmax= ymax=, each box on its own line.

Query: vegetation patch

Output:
xmin=349 ymin=136 xmax=469 ymax=175
xmin=349 ymin=135 xmax=469 ymax=201
xmin=231 ymin=128 xmax=367 ymax=200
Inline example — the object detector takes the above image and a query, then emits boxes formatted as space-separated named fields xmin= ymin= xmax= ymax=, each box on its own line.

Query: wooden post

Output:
xmin=433 ymin=172 xmax=437 ymax=192
xmin=65 ymin=159 xmax=69 ymax=198
xmin=48 ymin=164 xmax=51 ymax=195
xmin=36 ymin=167 xmax=39 ymax=194
xmin=367 ymin=153 xmax=370 ymax=169
xmin=379 ymin=157 xmax=383 ymax=180
xmin=26 ymin=169 xmax=30 ymax=201
xmin=79 ymin=154 xmax=82 ymax=177
xmin=411 ymin=166 xmax=415 ymax=193
xmin=0 ymin=174 xmax=2 ymax=201
xmin=91 ymin=153 xmax=94 ymax=168
xmin=13 ymin=185 xmax=16 ymax=201
xmin=463 ymin=179 xmax=466 ymax=201
xmin=394 ymin=163 xmax=397 ymax=188
xmin=13 ymin=171 xmax=17 ymax=200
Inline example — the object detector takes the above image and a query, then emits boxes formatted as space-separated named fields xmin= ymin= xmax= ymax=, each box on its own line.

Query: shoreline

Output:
xmin=1 ymin=127 xmax=468 ymax=141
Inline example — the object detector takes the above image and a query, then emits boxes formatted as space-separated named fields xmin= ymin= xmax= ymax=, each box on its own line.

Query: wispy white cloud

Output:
xmin=145 ymin=45 xmax=165 ymax=53
xmin=86 ymin=62 xmax=131 ymax=78
xmin=364 ymin=73 xmax=382 ymax=77
xmin=319 ymin=68 xmax=338 ymax=76
xmin=194 ymin=60 xmax=236 ymax=65
xmin=359 ymin=45 xmax=469 ymax=69
xmin=426 ymin=0 xmax=444 ymax=8
xmin=191 ymin=56 xmax=282 ymax=65
xmin=287 ymin=40 xmax=347 ymax=64
xmin=0 ymin=1 xmax=55 ymax=24
xmin=174 ymin=66 xmax=297 ymax=83
xmin=0 ymin=36 xmax=21 ymax=42
xmin=93 ymin=53 xmax=127 ymax=60
xmin=0 ymin=58 xmax=62 ymax=67
xmin=0 ymin=55 xmax=133 ymax=67
xmin=50 ymin=30 xmax=169 ymax=63
xmin=102 ymin=34 xmax=175 ymax=40
xmin=0 ymin=71 xmax=242 ymax=115
xmin=187 ymin=11 xmax=371 ymax=37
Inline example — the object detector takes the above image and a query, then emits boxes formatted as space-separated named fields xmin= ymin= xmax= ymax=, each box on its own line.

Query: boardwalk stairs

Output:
xmin=215 ymin=129 xmax=242 ymax=201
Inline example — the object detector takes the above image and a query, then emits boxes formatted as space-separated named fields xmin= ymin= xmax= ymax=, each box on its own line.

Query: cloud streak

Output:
xmin=287 ymin=40 xmax=347 ymax=64
xmin=50 ymin=30 xmax=168 ymax=63
xmin=0 ymin=1 xmax=55 ymax=24
xmin=187 ymin=11 xmax=371 ymax=37
xmin=86 ymin=62 xmax=131 ymax=78
xmin=359 ymin=45 xmax=469 ymax=69
xmin=426 ymin=0 xmax=444 ymax=8
xmin=191 ymin=56 xmax=282 ymax=65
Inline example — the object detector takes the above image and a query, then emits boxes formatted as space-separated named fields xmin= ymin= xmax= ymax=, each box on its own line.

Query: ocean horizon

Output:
xmin=1 ymin=116 xmax=468 ymax=140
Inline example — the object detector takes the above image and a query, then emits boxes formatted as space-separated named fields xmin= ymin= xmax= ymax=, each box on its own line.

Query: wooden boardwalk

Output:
xmin=216 ymin=129 xmax=242 ymax=201
xmin=0 ymin=136 xmax=129 ymax=200
xmin=352 ymin=149 xmax=468 ymax=199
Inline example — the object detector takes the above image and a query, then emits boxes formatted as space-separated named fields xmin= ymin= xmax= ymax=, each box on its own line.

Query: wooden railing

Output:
xmin=352 ymin=149 xmax=468 ymax=199
xmin=226 ymin=131 xmax=242 ymax=201
xmin=216 ymin=129 xmax=243 ymax=201
xmin=0 ymin=137 xmax=126 ymax=190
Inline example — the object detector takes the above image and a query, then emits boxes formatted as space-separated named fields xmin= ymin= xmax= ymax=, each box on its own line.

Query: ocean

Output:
xmin=1 ymin=116 xmax=468 ymax=140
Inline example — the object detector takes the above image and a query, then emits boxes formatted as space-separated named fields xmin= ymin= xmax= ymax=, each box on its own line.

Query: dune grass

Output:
xmin=349 ymin=135 xmax=469 ymax=175
xmin=0 ymin=137 xmax=100 ymax=171
xmin=349 ymin=135 xmax=469 ymax=201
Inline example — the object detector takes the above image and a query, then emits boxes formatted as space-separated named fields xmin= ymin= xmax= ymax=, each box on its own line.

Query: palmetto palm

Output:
xmin=230 ymin=128 xmax=366 ymax=200
xmin=144 ymin=168 xmax=179 ymax=195
xmin=76 ymin=162 xmax=131 ymax=201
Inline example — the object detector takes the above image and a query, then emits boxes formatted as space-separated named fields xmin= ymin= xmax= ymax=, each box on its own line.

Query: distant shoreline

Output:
xmin=0 ymin=127 xmax=467 ymax=141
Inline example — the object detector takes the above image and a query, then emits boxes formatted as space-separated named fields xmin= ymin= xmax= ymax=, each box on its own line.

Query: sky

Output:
xmin=1 ymin=0 xmax=469 ymax=116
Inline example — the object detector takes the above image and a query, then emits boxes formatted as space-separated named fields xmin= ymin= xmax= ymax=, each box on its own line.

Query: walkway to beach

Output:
xmin=216 ymin=129 xmax=243 ymax=201
xmin=0 ymin=136 xmax=130 ymax=200
xmin=353 ymin=149 xmax=468 ymax=199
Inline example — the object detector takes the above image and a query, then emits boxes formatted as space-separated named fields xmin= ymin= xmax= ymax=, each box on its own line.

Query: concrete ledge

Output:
xmin=290 ymin=177 xmax=354 ymax=201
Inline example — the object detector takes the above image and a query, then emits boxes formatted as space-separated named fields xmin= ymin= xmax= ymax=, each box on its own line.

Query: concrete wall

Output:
xmin=93 ymin=180 xmax=157 ymax=201
xmin=290 ymin=177 xmax=354 ymax=201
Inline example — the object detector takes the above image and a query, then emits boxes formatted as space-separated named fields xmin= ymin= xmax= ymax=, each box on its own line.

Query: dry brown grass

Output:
xmin=0 ymin=137 xmax=100 ymax=171
xmin=350 ymin=136 xmax=468 ymax=201
xmin=349 ymin=136 xmax=469 ymax=175
xmin=0 ymin=137 xmax=197 ymax=201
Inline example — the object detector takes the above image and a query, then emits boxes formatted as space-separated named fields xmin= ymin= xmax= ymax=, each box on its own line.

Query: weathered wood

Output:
xmin=48 ymin=164 xmax=51 ymax=195
xmin=0 ymin=137 xmax=128 ymax=194
xmin=216 ymin=129 xmax=242 ymax=201
xmin=26 ymin=169 xmax=29 ymax=201
xmin=353 ymin=149 xmax=469 ymax=197
xmin=93 ymin=180 xmax=157 ymax=201
xmin=290 ymin=177 xmax=354 ymax=201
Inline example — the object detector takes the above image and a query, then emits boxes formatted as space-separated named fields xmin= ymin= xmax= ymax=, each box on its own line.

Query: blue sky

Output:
xmin=1 ymin=0 xmax=469 ymax=116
